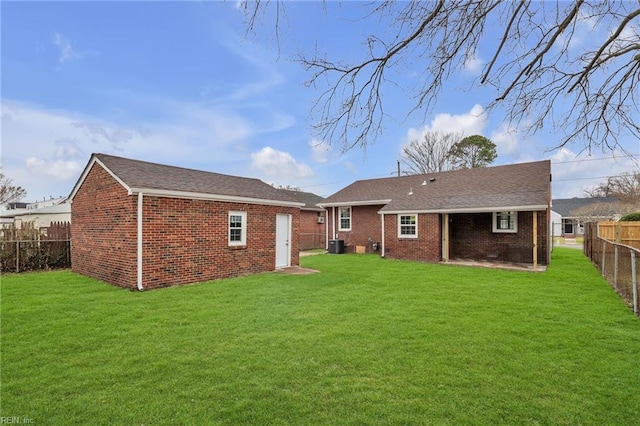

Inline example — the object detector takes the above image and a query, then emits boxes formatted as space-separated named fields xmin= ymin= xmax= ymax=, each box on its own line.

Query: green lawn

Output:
xmin=1 ymin=248 xmax=639 ymax=425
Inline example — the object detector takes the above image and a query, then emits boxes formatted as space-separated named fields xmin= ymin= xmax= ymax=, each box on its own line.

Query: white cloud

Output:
xmin=310 ymin=138 xmax=331 ymax=164
xmin=463 ymin=52 xmax=483 ymax=73
xmin=52 ymin=33 xmax=77 ymax=64
xmin=549 ymin=147 xmax=639 ymax=198
xmin=26 ymin=157 xmax=83 ymax=180
xmin=250 ymin=147 xmax=313 ymax=179
xmin=490 ymin=124 xmax=520 ymax=156
xmin=0 ymin=99 xmax=274 ymax=201
xmin=405 ymin=104 xmax=487 ymax=143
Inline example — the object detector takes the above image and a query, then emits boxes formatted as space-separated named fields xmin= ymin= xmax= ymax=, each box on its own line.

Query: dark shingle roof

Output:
xmin=278 ymin=190 xmax=324 ymax=210
xmin=551 ymin=197 xmax=620 ymax=217
xmin=321 ymin=160 xmax=551 ymax=212
xmin=74 ymin=153 xmax=303 ymax=206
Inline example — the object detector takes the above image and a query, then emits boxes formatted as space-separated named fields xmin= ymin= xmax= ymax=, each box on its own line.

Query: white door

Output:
xmin=275 ymin=214 xmax=291 ymax=268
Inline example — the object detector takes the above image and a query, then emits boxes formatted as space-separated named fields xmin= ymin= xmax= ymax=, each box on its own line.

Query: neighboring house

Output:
xmin=319 ymin=160 xmax=551 ymax=267
xmin=279 ymin=190 xmax=325 ymax=250
xmin=0 ymin=198 xmax=70 ymax=228
xmin=69 ymin=153 xmax=304 ymax=290
xmin=13 ymin=203 xmax=71 ymax=229
xmin=551 ymin=196 xmax=621 ymax=237
xmin=0 ymin=203 xmax=26 ymax=227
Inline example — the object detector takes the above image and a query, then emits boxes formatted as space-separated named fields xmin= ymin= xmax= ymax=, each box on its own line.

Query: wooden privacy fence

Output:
xmin=598 ymin=221 xmax=640 ymax=250
xmin=0 ymin=221 xmax=71 ymax=273
xmin=584 ymin=222 xmax=639 ymax=316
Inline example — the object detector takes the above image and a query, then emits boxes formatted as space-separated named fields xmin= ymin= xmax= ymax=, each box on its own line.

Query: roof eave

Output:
xmin=318 ymin=199 xmax=392 ymax=208
xmin=68 ymin=155 xmax=132 ymax=202
xmin=130 ymin=187 xmax=305 ymax=208
xmin=379 ymin=204 xmax=550 ymax=214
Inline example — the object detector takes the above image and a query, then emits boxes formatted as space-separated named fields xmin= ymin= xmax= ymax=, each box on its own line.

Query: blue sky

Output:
xmin=2 ymin=1 xmax=638 ymax=203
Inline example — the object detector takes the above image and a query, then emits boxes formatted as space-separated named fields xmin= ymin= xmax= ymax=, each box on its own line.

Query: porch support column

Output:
xmin=443 ymin=213 xmax=449 ymax=262
xmin=381 ymin=213 xmax=385 ymax=257
xmin=533 ymin=211 xmax=538 ymax=270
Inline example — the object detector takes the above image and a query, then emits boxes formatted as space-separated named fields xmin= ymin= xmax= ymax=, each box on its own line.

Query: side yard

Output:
xmin=1 ymin=248 xmax=639 ymax=424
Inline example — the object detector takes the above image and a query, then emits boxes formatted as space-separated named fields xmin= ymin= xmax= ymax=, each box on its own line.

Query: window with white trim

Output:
xmin=493 ymin=211 xmax=517 ymax=233
xmin=339 ymin=207 xmax=351 ymax=231
xmin=229 ymin=211 xmax=247 ymax=246
xmin=398 ymin=214 xmax=418 ymax=238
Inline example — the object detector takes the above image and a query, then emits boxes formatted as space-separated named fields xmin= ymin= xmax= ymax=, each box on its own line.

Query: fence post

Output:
xmin=632 ymin=250 xmax=638 ymax=315
xmin=614 ymin=245 xmax=618 ymax=290
xmin=16 ymin=241 xmax=19 ymax=273
xmin=601 ymin=240 xmax=607 ymax=278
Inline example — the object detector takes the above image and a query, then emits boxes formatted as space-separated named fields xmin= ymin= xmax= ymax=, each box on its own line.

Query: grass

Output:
xmin=1 ymin=248 xmax=639 ymax=425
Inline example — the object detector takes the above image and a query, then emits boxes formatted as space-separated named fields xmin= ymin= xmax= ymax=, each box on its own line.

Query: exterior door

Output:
xmin=275 ymin=214 xmax=291 ymax=268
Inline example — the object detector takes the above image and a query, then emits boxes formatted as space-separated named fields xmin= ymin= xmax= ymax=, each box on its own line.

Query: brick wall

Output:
xmin=322 ymin=204 xmax=549 ymax=265
xmin=142 ymin=197 xmax=299 ymax=289
xmin=383 ymin=213 xmax=442 ymax=262
xmin=300 ymin=209 xmax=325 ymax=249
xmin=72 ymin=162 xmax=300 ymax=290
xmin=326 ymin=205 xmax=384 ymax=253
xmin=71 ymin=164 xmax=138 ymax=288
xmin=449 ymin=211 xmax=549 ymax=264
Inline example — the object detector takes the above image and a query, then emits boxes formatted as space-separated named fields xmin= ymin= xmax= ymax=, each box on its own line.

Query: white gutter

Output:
xmin=129 ymin=187 xmax=304 ymax=208
xmin=381 ymin=213 xmax=385 ymax=257
xmin=379 ymin=205 xmax=549 ymax=215
xmin=319 ymin=199 xmax=391 ymax=208
xmin=137 ymin=192 xmax=144 ymax=291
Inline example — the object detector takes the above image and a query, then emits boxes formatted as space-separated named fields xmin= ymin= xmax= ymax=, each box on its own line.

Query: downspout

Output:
xmin=325 ymin=208 xmax=329 ymax=250
xmin=381 ymin=213 xmax=385 ymax=257
xmin=137 ymin=192 xmax=144 ymax=291
xmin=332 ymin=206 xmax=336 ymax=240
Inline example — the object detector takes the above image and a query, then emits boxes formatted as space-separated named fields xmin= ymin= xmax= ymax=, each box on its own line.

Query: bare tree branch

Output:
xmin=243 ymin=1 xmax=640 ymax=153
xmin=401 ymin=131 xmax=462 ymax=174
xmin=0 ymin=173 xmax=27 ymax=206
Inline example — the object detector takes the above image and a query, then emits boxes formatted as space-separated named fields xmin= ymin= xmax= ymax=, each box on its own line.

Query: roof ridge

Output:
xmin=351 ymin=159 xmax=551 ymax=184
xmin=94 ymin=153 xmax=262 ymax=182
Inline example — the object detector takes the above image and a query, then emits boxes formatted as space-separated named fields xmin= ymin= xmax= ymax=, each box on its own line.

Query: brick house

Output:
xmin=280 ymin=190 xmax=325 ymax=250
xmin=69 ymin=154 xmax=303 ymax=290
xmin=319 ymin=160 xmax=551 ymax=268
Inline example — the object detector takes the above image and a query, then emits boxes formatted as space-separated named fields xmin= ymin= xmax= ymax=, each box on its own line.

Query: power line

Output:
xmin=551 ymin=153 xmax=639 ymax=165
xmin=554 ymin=174 xmax=630 ymax=182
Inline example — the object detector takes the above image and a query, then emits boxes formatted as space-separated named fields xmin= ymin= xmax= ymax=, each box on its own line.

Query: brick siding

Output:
xmin=324 ymin=206 xmax=549 ymax=265
xmin=449 ymin=211 xmax=549 ymax=264
xmin=326 ymin=205 xmax=384 ymax=253
xmin=71 ymin=164 xmax=138 ymax=287
xmin=383 ymin=213 xmax=442 ymax=262
xmin=72 ymin=163 xmax=299 ymax=290
xmin=300 ymin=210 xmax=325 ymax=249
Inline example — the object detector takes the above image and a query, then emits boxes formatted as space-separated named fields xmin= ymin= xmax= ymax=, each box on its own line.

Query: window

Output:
xmin=229 ymin=211 xmax=247 ymax=246
xmin=563 ymin=219 xmax=574 ymax=235
xmin=339 ymin=207 xmax=351 ymax=231
xmin=398 ymin=214 xmax=418 ymax=238
xmin=493 ymin=211 xmax=517 ymax=233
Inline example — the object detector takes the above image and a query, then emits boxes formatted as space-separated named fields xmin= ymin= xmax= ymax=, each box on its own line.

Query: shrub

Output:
xmin=619 ymin=212 xmax=640 ymax=221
